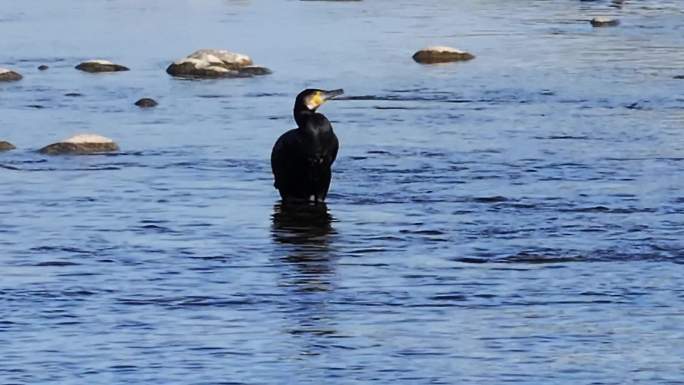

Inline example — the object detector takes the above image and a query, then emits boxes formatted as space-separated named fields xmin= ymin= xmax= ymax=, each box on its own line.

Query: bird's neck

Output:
xmin=294 ymin=109 xmax=334 ymax=140
xmin=294 ymin=108 xmax=315 ymax=129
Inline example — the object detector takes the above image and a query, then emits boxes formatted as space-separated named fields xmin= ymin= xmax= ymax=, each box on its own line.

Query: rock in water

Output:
xmin=238 ymin=66 xmax=272 ymax=76
xmin=166 ymin=49 xmax=272 ymax=79
xmin=38 ymin=65 xmax=49 ymax=71
xmin=0 ymin=68 xmax=23 ymax=82
xmin=39 ymin=134 xmax=119 ymax=155
xmin=590 ymin=17 xmax=620 ymax=27
xmin=0 ymin=141 xmax=16 ymax=151
xmin=135 ymin=98 xmax=158 ymax=108
xmin=75 ymin=60 xmax=129 ymax=73
xmin=412 ymin=46 xmax=475 ymax=64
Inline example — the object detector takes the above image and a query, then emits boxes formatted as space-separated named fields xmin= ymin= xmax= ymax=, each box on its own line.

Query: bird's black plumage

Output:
xmin=271 ymin=89 xmax=343 ymax=202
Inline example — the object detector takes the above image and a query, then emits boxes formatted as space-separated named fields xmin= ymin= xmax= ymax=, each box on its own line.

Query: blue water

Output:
xmin=2 ymin=0 xmax=684 ymax=384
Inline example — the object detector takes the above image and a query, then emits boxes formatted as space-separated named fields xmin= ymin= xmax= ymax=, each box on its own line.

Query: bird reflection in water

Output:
xmin=271 ymin=202 xmax=336 ymax=292
xmin=271 ymin=202 xmax=338 ymax=341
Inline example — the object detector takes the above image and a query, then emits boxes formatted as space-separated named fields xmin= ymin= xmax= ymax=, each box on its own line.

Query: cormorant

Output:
xmin=271 ymin=88 xmax=344 ymax=202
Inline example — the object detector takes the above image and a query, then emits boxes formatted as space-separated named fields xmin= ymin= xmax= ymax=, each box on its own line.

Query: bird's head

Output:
xmin=295 ymin=88 xmax=344 ymax=112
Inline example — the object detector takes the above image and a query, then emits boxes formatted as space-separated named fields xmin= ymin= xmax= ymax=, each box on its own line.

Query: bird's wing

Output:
xmin=271 ymin=129 xmax=297 ymax=189
xmin=326 ymin=134 xmax=339 ymax=166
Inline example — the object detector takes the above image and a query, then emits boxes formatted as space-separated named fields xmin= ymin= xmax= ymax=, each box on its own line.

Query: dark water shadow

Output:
xmin=271 ymin=202 xmax=336 ymax=290
xmin=272 ymin=202 xmax=334 ymax=247
xmin=271 ymin=202 xmax=340 ymax=343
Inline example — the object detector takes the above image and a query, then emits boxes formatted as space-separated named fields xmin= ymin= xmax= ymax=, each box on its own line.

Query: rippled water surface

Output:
xmin=2 ymin=0 xmax=684 ymax=384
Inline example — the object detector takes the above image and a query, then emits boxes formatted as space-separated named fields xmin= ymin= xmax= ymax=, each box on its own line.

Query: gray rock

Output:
xmin=167 ymin=49 xmax=271 ymax=79
xmin=39 ymin=134 xmax=119 ymax=155
xmin=0 ymin=68 xmax=23 ymax=82
xmin=135 ymin=98 xmax=158 ymax=108
xmin=75 ymin=60 xmax=129 ymax=73
xmin=413 ymin=46 xmax=475 ymax=64
xmin=38 ymin=65 xmax=49 ymax=71
xmin=167 ymin=61 xmax=240 ymax=78
xmin=591 ymin=17 xmax=620 ymax=27
xmin=0 ymin=141 xmax=16 ymax=151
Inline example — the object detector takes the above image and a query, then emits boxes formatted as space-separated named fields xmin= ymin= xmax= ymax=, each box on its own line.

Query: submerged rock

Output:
xmin=135 ymin=98 xmax=158 ymax=108
xmin=38 ymin=65 xmax=49 ymax=71
xmin=590 ymin=17 xmax=620 ymax=27
xmin=166 ymin=49 xmax=271 ymax=79
xmin=0 ymin=68 xmax=23 ymax=82
xmin=75 ymin=60 xmax=129 ymax=73
xmin=0 ymin=141 xmax=16 ymax=151
xmin=39 ymin=134 xmax=119 ymax=155
xmin=412 ymin=46 xmax=475 ymax=64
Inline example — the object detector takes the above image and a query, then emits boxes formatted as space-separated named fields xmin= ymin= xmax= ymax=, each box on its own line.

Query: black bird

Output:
xmin=271 ymin=89 xmax=344 ymax=202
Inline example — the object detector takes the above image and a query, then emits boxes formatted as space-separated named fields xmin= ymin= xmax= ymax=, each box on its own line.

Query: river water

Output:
xmin=1 ymin=0 xmax=684 ymax=384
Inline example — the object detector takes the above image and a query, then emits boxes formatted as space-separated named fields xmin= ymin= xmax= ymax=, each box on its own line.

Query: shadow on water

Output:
xmin=271 ymin=202 xmax=340 ymax=342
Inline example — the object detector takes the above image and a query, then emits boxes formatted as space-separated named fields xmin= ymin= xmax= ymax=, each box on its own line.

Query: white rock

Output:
xmin=178 ymin=57 xmax=231 ymax=72
xmin=184 ymin=49 xmax=252 ymax=67
xmin=422 ymin=46 xmax=468 ymax=54
xmin=39 ymin=134 xmax=119 ymax=155
xmin=591 ymin=17 xmax=620 ymax=27
xmin=82 ymin=59 xmax=116 ymax=65
xmin=62 ymin=134 xmax=115 ymax=144
xmin=167 ymin=48 xmax=270 ymax=78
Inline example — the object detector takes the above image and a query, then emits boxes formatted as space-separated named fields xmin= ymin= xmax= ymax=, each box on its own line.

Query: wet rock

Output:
xmin=238 ymin=66 xmax=272 ymax=76
xmin=39 ymin=134 xmax=119 ymax=155
xmin=166 ymin=49 xmax=271 ymax=79
xmin=0 ymin=68 xmax=23 ymax=82
xmin=0 ymin=141 xmax=16 ymax=151
xmin=590 ymin=17 xmax=620 ymax=27
xmin=38 ymin=65 xmax=49 ymax=71
xmin=135 ymin=98 xmax=158 ymax=108
xmin=75 ymin=60 xmax=129 ymax=73
xmin=412 ymin=46 xmax=475 ymax=64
